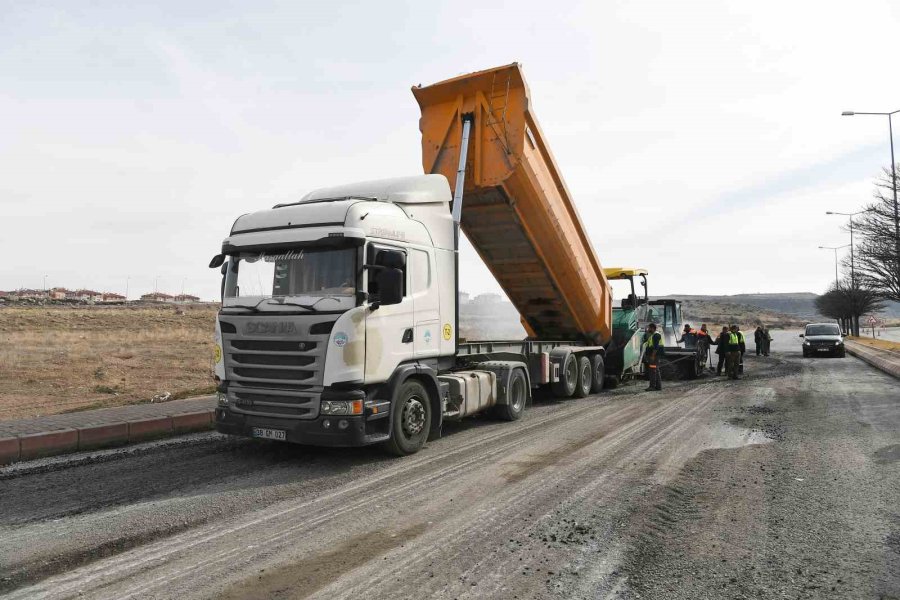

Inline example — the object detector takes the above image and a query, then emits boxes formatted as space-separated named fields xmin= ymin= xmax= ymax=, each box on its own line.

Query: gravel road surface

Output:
xmin=1 ymin=334 xmax=898 ymax=599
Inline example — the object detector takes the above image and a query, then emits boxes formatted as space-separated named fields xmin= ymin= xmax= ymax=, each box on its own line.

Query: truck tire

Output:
xmin=683 ymin=354 xmax=701 ymax=380
xmin=384 ymin=380 xmax=432 ymax=456
xmin=590 ymin=354 xmax=605 ymax=394
xmin=573 ymin=355 xmax=592 ymax=398
xmin=552 ymin=352 xmax=578 ymax=398
xmin=493 ymin=368 xmax=528 ymax=421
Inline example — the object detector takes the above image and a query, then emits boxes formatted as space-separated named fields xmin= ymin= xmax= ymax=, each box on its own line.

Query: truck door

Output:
xmin=365 ymin=245 xmax=415 ymax=383
xmin=409 ymin=249 xmax=440 ymax=358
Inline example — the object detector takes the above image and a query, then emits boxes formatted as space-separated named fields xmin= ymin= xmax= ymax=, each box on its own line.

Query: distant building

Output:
xmin=140 ymin=292 xmax=175 ymax=303
xmin=174 ymin=294 xmax=201 ymax=303
xmin=74 ymin=289 xmax=103 ymax=302
xmin=472 ymin=293 xmax=501 ymax=305
xmin=48 ymin=287 xmax=69 ymax=300
xmin=17 ymin=289 xmax=46 ymax=300
xmin=101 ymin=292 xmax=126 ymax=303
xmin=458 ymin=292 xmax=471 ymax=305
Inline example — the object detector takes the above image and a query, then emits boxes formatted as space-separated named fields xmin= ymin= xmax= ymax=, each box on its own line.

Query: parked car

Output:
xmin=800 ymin=323 xmax=846 ymax=358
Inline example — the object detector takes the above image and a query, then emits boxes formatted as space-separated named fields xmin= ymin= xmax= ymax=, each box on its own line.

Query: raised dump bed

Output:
xmin=412 ymin=64 xmax=612 ymax=345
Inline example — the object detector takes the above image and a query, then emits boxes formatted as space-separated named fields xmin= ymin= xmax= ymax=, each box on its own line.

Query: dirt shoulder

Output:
xmin=0 ymin=304 xmax=217 ymax=420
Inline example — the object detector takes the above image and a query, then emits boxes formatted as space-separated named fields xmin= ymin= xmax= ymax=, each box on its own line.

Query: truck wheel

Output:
xmin=552 ymin=352 xmax=578 ymax=398
xmin=684 ymin=355 xmax=701 ymax=380
xmin=573 ymin=355 xmax=592 ymax=398
xmin=384 ymin=380 xmax=432 ymax=456
xmin=493 ymin=368 xmax=528 ymax=421
xmin=590 ymin=354 xmax=605 ymax=394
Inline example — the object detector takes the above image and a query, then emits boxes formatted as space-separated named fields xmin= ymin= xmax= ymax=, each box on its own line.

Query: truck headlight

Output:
xmin=217 ymin=392 xmax=228 ymax=406
xmin=321 ymin=400 xmax=363 ymax=415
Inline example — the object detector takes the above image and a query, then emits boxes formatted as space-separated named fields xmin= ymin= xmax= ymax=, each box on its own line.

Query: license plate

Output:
xmin=816 ymin=348 xmax=830 ymax=352
xmin=251 ymin=427 xmax=286 ymax=441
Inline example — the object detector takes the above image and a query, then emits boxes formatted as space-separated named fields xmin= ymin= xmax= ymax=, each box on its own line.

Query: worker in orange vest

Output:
xmin=697 ymin=323 xmax=716 ymax=368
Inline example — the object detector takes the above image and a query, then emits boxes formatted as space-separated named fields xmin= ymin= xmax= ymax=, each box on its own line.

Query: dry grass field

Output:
xmin=0 ymin=304 xmax=218 ymax=420
xmin=847 ymin=335 xmax=900 ymax=353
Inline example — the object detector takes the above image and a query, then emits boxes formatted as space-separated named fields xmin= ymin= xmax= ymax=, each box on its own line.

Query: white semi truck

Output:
xmin=210 ymin=64 xmax=614 ymax=455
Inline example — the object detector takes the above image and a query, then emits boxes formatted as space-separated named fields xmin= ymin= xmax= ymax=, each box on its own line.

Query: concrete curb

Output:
xmin=0 ymin=408 xmax=214 ymax=466
xmin=845 ymin=341 xmax=900 ymax=380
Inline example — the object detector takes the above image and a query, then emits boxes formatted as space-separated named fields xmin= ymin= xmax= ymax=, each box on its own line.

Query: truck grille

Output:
xmin=220 ymin=317 xmax=333 ymax=420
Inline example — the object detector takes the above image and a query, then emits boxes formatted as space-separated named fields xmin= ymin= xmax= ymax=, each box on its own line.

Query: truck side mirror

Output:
xmin=370 ymin=249 xmax=405 ymax=307
xmin=799 ymin=333 xmax=804 ymax=337
xmin=376 ymin=268 xmax=403 ymax=306
xmin=209 ymin=254 xmax=226 ymax=268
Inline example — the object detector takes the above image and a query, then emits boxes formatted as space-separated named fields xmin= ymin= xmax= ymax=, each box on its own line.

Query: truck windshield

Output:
xmin=806 ymin=324 xmax=841 ymax=336
xmin=224 ymin=247 xmax=356 ymax=308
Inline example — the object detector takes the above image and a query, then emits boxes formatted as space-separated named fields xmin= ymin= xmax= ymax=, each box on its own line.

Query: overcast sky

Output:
xmin=3 ymin=0 xmax=899 ymax=301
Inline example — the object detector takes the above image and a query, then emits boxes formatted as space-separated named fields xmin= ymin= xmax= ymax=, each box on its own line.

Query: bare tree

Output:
xmin=853 ymin=164 xmax=900 ymax=302
xmin=814 ymin=280 xmax=885 ymax=336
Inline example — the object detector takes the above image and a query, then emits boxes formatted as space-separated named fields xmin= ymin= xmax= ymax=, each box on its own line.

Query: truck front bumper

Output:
xmin=214 ymin=407 xmax=389 ymax=447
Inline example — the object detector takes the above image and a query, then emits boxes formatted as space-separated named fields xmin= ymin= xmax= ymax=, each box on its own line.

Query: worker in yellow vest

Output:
xmin=736 ymin=325 xmax=746 ymax=375
xmin=726 ymin=325 xmax=742 ymax=380
xmin=643 ymin=322 xmax=665 ymax=391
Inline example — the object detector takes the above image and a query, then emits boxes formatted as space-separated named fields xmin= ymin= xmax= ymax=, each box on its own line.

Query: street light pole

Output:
xmin=820 ymin=243 xmax=852 ymax=335
xmin=842 ymin=109 xmax=900 ymax=282
xmin=825 ymin=209 xmax=874 ymax=288
xmin=819 ymin=244 xmax=850 ymax=288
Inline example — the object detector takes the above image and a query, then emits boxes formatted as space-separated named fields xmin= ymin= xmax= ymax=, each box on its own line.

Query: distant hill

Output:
xmin=458 ymin=291 xmax=900 ymax=339
xmin=659 ymin=292 xmax=900 ymax=324
xmin=660 ymin=293 xmax=819 ymax=319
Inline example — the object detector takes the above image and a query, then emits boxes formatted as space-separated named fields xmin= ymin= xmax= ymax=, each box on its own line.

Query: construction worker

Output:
xmin=698 ymin=323 xmax=716 ymax=369
xmin=726 ymin=324 xmax=742 ymax=380
xmin=643 ymin=322 xmax=664 ymax=391
xmin=762 ymin=326 xmax=772 ymax=356
xmin=676 ymin=324 xmax=698 ymax=348
xmin=714 ymin=326 xmax=729 ymax=375
xmin=736 ymin=325 xmax=746 ymax=375
xmin=754 ymin=326 xmax=764 ymax=355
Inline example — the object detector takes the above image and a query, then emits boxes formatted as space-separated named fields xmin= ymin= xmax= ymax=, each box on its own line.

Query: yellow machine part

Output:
xmin=412 ymin=63 xmax=612 ymax=344
xmin=604 ymin=268 xmax=648 ymax=280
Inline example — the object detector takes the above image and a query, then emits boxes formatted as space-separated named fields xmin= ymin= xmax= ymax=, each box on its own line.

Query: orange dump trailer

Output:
xmin=412 ymin=63 xmax=612 ymax=345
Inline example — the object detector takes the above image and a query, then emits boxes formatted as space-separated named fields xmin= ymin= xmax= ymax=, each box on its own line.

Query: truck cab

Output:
xmin=211 ymin=176 xmax=457 ymax=453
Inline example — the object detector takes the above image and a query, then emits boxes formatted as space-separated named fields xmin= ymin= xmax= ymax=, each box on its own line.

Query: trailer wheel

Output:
xmin=384 ymin=380 xmax=432 ymax=456
xmin=552 ymin=352 xmax=578 ymax=398
xmin=573 ymin=355 xmax=592 ymax=398
xmin=493 ymin=368 xmax=528 ymax=421
xmin=590 ymin=354 xmax=605 ymax=394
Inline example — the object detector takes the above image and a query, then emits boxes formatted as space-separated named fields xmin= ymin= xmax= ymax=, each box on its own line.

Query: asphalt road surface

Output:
xmin=2 ymin=333 xmax=898 ymax=599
